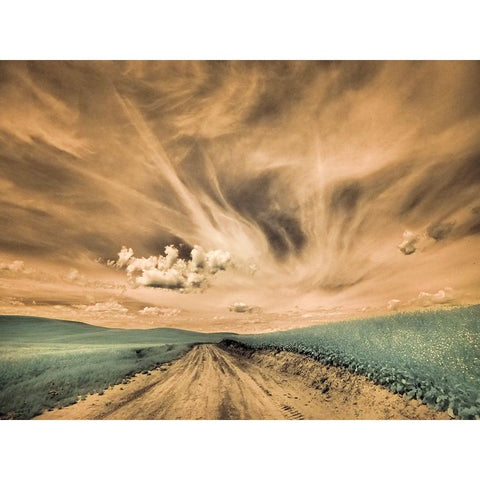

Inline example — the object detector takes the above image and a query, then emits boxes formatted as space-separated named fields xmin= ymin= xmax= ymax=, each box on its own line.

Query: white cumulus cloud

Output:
xmin=136 ymin=268 xmax=186 ymax=289
xmin=229 ymin=302 xmax=258 ymax=313
xmin=417 ymin=287 xmax=455 ymax=306
xmin=206 ymin=249 xmax=232 ymax=273
xmin=109 ymin=244 xmax=233 ymax=291
xmin=397 ymin=230 xmax=419 ymax=255
xmin=108 ymin=246 xmax=134 ymax=268
xmin=386 ymin=286 xmax=458 ymax=312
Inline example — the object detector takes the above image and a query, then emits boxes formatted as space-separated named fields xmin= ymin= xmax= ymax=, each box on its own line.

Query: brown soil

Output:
xmin=36 ymin=343 xmax=450 ymax=420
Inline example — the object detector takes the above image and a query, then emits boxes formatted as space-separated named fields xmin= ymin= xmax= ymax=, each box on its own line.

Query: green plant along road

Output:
xmin=1 ymin=306 xmax=479 ymax=419
xmin=0 ymin=316 xmax=226 ymax=419
xmin=236 ymin=305 xmax=480 ymax=419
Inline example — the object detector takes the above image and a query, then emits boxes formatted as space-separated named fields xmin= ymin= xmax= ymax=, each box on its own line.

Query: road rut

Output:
xmin=37 ymin=343 xmax=449 ymax=420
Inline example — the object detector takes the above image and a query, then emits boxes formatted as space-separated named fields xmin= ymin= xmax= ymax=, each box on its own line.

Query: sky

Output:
xmin=0 ymin=60 xmax=479 ymax=332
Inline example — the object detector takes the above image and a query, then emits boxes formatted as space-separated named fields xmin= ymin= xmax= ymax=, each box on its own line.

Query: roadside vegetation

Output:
xmin=0 ymin=316 xmax=224 ymax=419
xmin=235 ymin=305 xmax=480 ymax=419
xmin=2 ymin=306 xmax=479 ymax=420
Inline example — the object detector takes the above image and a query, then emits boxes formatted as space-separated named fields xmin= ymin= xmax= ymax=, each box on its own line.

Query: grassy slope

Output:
xmin=2 ymin=307 xmax=479 ymax=420
xmin=235 ymin=305 xmax=480 ymax=419
xmin=0 ymin=316 xmax=227 ymax=419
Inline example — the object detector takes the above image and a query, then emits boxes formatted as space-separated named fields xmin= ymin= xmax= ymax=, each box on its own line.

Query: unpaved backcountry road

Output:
xmin=37 ymin=344 xmax=448 ymax=420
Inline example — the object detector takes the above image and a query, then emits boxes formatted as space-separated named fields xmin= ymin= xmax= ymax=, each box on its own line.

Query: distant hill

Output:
xmin=0 ymin=315 xmax=229 ymax=419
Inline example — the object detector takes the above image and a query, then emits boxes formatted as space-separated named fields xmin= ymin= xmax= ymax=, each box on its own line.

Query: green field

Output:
xmin=0 ymin=316 xmax=226 ymax=419
xmin=235 ymin=305 xmax=480 ymax=419
xmin=2 ymin=306 xmax=480 ymax=420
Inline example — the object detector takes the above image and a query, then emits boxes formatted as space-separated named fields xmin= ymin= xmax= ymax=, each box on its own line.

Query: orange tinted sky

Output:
xmin=1 ymin=61 xmax=479 ymax=331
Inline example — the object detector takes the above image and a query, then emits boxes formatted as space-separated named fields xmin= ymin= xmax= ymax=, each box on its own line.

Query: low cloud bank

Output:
xmin=228 ymin=302 xmax=262 ymax=313
xmin=0 ymin=260 xmax=35 ymax=276
xmin=387 ymin=287 xmax=458 ymax=311
xmin=229 ymin=302 xmax=253 ymax=313
xmin=139 ymin=306 xmax=180 ymax=316
xmin=0 ymin=260 xmax=27 ymax=273
xmin=387 ymin=299 xmax=401 ymax=311
xmin=110 ymin=245 xmax=232 ymax=291
xmin=83 ymin=300 xmax=128 ymax=314
xmin=417 ymin=287 xmax=456 ymax=306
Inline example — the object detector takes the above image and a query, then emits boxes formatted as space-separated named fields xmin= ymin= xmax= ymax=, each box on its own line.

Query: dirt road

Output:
xmin=37 ymin=343 xmax=449 ymax=420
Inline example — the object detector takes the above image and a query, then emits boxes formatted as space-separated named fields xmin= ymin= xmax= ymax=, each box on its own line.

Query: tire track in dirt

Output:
xmin=36 ymin=344 xmax=450 ymax=420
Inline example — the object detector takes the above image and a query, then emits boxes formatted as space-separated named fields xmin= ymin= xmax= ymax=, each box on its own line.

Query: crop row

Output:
xmin=234 ymin=305 xmax=480 ymax=419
